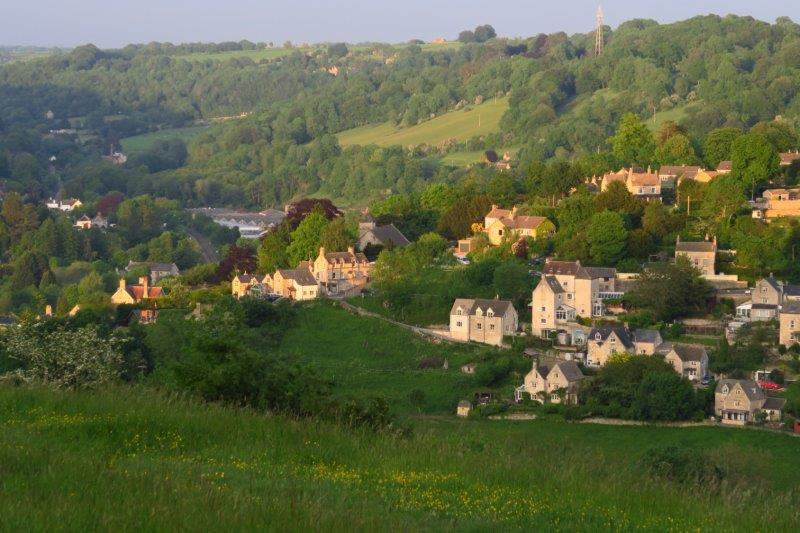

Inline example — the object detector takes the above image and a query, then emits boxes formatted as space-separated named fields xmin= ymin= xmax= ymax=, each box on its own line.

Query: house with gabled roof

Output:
xmin=663 ymin=344 xmax=709 ymax=382
xmin=483 ymin=205 xmax=554 ymax=246
xmin=715 ymin=379 xmax=785 ymax=425
xmin=111 ymin=277 xmax=163 ymax=305
xmin=716 ymin=160 xmax=732 ymax=174
xmin=312 ymin=246 xmax=372 ymax=296
xmin=74 ymin=214 xmax=93 ymax=230
xmin=585 ymin=326 xmax=663 ymax=367
xmin=449 ymin=298 xmax=518 ymax=346
xmin=518 ymin=356 xmax=585 ymax=404
xmin=780 ymin=301 xmax=800 ymax=348
xmin=596 ymin=168 xmax=661 ymax=200
xmin=531 ymin=259 xmax=625 ymax=337
xmin=126 ymin=261 xmax=180 ymax=284
xmin=231 ymin=273 xmax=257 ymax=299
xmin=675 ymin=235 xmax=717 ymax=276
xmin=357 ymin=210 xmax=410 ymax=251
xmin=779 ymin=150 xmax=800 ymax=167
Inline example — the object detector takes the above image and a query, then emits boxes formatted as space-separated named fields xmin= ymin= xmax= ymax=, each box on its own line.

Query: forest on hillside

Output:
xmin=1 ymin=15 xmax=800 ymax=208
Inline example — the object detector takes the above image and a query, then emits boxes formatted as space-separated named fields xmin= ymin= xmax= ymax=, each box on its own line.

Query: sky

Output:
xmin=0 ymin=0 xmax=797 ymax=48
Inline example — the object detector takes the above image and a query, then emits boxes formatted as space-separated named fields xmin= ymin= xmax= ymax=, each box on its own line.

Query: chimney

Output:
xmin=510 ymin=206 xmax=518 ymax=219
xmin=319 ymin=246 xmax=326 ymax=258
xmin=676 ymin=235 xmax=680 ymax=244
xmin=44 ymin=305 xmax=53 ymax=318
xmin=347 ymin=246 xmax=355 ymax=256
xmin=491 ymin=204 xmax=498 ymax=211
xmin=119 ymin=278 xmax=126 ymax=290
xmin=139 ymin=276 xmax=149 ymax=295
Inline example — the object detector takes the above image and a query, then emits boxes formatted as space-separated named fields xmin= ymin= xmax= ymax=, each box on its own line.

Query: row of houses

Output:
xmin=232 ymin=246 xmax=373 ymax=301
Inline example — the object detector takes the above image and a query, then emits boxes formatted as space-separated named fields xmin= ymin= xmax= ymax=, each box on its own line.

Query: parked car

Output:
xmin=456 ymin=256 xmax=470 ymax=265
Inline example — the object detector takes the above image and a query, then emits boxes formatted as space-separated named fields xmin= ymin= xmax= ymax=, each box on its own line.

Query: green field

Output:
xmin=338 ymin=97 xmax=508 ymax=149
xmin=2 ymin=385 xmax=799 ymax=530
xmin=278 ymin=301 xmax=501 ymax=413
xmin=648 ymin=101 xmax=702 ymax=132
xmin=120 ymin=125 xmax=209 ymax=153
xmin=440 ymin=147 xmax=519 ymax=167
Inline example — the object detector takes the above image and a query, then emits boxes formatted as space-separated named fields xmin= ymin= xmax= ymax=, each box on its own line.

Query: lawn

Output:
xmin=648 ymin=101 xmax=702 ymax=132
xmin=337 ymin=97 xmax=508 ymax=149
xmin=440 ymin=147 xmax=519 ymax=167
xmin=1 ymin=386 xmax=799 ymax=530
xmin=279 ymin=300 xmax=503 ymax=414
xmin=120 ymin=125 xmax=209 ymax=153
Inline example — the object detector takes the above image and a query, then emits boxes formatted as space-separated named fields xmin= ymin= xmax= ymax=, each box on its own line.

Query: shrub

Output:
xmin=641 ymin=445 xmax=724 ymax=486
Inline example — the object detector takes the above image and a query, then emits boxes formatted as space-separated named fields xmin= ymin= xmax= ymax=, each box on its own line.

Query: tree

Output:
xmin=215 ymin=245 xmax=257 ymax=282
xmin=473 ymin=25 xmax=497 ymax=43
xmin=286 ymin=211 xmax=329 ymax=265
xmin=610 ymin=113 xmax=656 ymax=167
xmin=626 ymin=257 xmax=713 ymax=321
xmin=633 ymin=372 xmax=701 ymax=421
xmin=492 ymin=261 xmax=531 ymax=308
xmin=437 ymin=194 xmax=492 ymax=240
xmin=319 ymin=217 xmax=356 ymax=251
xmin=585 ymin=211 xmax=628 ymax=266
xmin=327 ymin=42 xmax=348 ymax=58
xmin=257 ymin=225 xmax=290 ymax=273
xmin=284 ymin=199 xmax=342 ymax=228
xmin=703 ymin=127 xmax=741 ymax=168
xmin=731 ymin=133 xmax=780 ymax=199
xmin=655 ymin=133 xmax=699 ymax=166
xmin=457 ymin=30 xmax=475 ymax=43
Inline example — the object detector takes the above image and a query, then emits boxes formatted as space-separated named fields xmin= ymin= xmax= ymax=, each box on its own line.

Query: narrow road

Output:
xmin=187 ymin=229 xmax=220 ymax=264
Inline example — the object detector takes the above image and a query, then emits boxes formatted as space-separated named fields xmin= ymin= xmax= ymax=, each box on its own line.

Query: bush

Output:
xmin=641 ymin=445 xmax=724 ymax=486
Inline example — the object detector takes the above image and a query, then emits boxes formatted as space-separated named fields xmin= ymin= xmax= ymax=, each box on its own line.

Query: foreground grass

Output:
xmin=337 ymin=97 xmax=508 ymax=148
xmin=120 ymin=125 xmax=209 ymax=152
xmin=1 ymin=386 xmax=799 ymax=531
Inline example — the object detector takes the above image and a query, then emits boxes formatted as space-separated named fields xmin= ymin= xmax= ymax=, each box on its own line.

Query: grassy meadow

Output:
xmin=337 ymin=97 xmax=508 ymax=149
xmin=1 ymin=385 xmax=799 ymax=530
xmin=279 ymin=300 xmax=503 ymax=414
xmin=120 ymin=125 xmax=209 ymax=153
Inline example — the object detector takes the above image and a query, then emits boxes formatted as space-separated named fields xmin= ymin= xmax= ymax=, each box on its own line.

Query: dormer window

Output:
xmin=487 ymin=309 xmax=494 ymax=317
xmin=595 ymin=333 xmax=601 ymax=340
xmin=721 ymin=385 xmax=728 ymax=394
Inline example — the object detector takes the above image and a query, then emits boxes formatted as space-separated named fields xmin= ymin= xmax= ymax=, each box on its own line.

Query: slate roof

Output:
xmin=543 ymin=276 xmax=564 ymax=294
xmin=763 ymin=397 xmax=787 ymax=410
xmin=783 ymin=301 xmax=800 ymax=314
xmin=500 ymin=215 xmax=549 ymax=231
xmin=234 ymin=273 xmax=254 ymax=283
xmin=582 ymin=267 xmax=617 ymax=279
xmin=716 ymin=379 xmax=764 ymax=401
xmin=783 ymin=285 xmax=800 ymax=297
xmin=588 ymin=326 xmax=634 ymax=349
xmin=669 ymin=344 xmax=708 ymax=362
xmin=535 ymin=358 xmax=584 ymax=383
xmin=126 ymin=261 xmax=180 ymax=274
xmin=450 ymin=298 xmax=514 ymax=317
xmin=277 ymin=268 xmax=318 ymax=286
xmin=323 ymin=251 xmax=369 ymax=264
xmin=632 ymin=329 xmax=661 ymax=344
xmin=658 ymin=165 xmax=701 ymax=177
xmin=675 ymin=240 xmax=716 ymax=253
xmin=543 ymin=260 xmax=582 ymax=276
xmin=368 ymin=224 xmax=410 ymax=247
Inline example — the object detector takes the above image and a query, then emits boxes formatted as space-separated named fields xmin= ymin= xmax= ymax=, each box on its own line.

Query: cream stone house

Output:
xmin=449 ymin=298 xmax=518 ymax=346
xmin=779 ymin=150 xmax=800 ymax=166
xmin=111 ymin=277 xmax=163 ymax=305
xmin=751 ymin=188 xmax=800 ymax=220
xmin=585 ymin=326 xmax=663 ymax=367
xmin=598 ymin=168 xmax=661 ymax=199
xmin=780 ymin=301 xmax=800 ymax=347
xmin=715 ymin=379 xmax=785 ymax=425
xmin=357 ymin=211 xmax=410 ymax=250
xmin=663 ymin=344 xmax=709 ymax=382
xmin=530 ymin=259 xmax=623 ymax=337
xmin=312 ymin=246 xmax=372 ymax=296
xmin=231 ymin=273 xmax=257 ymax=299
xmin=517 ymin=357 xmax=584 ymax=404
xmin=737 ymin=276 xmax=800 ymax=321
xmin=483 ymin=205 xmax=554 ymax=246
xmin=675 ymin=236 xmax=716 ymax=276
xmin=264 ymin=264 xmax=320 ymax=301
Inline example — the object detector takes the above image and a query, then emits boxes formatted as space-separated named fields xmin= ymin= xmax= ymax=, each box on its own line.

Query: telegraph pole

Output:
xmin=595 ymin=5 xmax=604 ymax=57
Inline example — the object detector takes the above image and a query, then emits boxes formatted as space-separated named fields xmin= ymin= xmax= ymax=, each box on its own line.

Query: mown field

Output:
xmin=1 ymin=386 xmax=799 ymax=530
xmin=337 ymin=97 xmax=508 ymax=149
xmin=119 ymin=125 xmax=209 ymax=153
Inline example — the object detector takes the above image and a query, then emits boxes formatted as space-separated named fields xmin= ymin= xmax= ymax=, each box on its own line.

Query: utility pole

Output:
xmin=595 ymin=5 xmax=604 ymax=57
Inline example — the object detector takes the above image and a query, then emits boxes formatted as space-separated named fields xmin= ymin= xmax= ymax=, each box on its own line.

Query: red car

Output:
xmin=758 ymin=380 xmax=782 ymax=391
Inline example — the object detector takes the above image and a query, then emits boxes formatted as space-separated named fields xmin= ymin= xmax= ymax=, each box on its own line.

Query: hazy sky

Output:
xmin=1 ymin=0 xmax=796 ymax=48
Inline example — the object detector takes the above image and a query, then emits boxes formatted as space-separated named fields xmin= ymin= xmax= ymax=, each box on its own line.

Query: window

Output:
xmin=792 ymin=320 xmax=796 ymax=328
xmin=489 ymin=324 xmax=495 ymax=331
xmin=456 ymin=321 xmax=462 ymax=327
xmin=331 ymin=272 xmax=336 ymax=279
xmin=476 ymin=323 xmax=482 ymax=330
xmin=595 ymin=333 xmax=601 ymax=340
xmin=541 ymin=306 xmax=546 ymax=312
xmin=540 ymin=318 xmax=546 ymax=324
xmin=456 ymin=309 xmax=462 ymax=316
xmin=567 ymin=294 xmax=572 ymax=300
xmin=487 ymin=310 xmax=494 ymax=317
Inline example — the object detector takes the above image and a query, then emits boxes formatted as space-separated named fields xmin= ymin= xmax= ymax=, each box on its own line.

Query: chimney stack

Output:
xmin=44 ymin=304 xmax=53 ymax=318
xmin=347 ymin=246 xmax=355 ymax=256
xmin=119 ymin=278 xmax=126 ymax=290
xmin=139 ymin=276 xmax=149 ymax=295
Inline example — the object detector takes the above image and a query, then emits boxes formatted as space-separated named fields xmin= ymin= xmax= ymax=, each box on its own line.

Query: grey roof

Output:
xmin=277 ymin=268 xmax=317 ymax=286
xmin=716 ymin=379 xmax=764 ymax=401
xmin=633 ymin=329 xmax=661 ymax=344
xmin=235 ymin=273 xmax=254 ymax=283
xmin=368 ymin=224 xmax=410 ymax=247
xmin=450 ymin=298 xmax=514 ymax=317
xmin=552 ymin=360 xmax=585 ymax=382
xmin=588 ymin=326 xmax=634 ymax=349
xmin=783 ymin=301 xmax=800 ymax=314
xmin=582 ymin=267 xmax=617 ymax=279
xmin=763 ymin=397 xmax=787 ymax=410
xmin=783 ymin=285 xmax=800 ymax=297
xmin=543 ymin=276 xmax=564 ymax=294
xmin=669 ymin=344 xmax=708 ymax=362
xmin=126 ymin=261 xmax=179 ymax=273
xmin=751 ymin=303 xmax=778 ymax=310
xmin=543 ymin=260 xmax=582 ymax=276
xmin=761 ymin=277 xmax=782 ymax=292
xmin=675 ymin=240 xmax=716 ymax=253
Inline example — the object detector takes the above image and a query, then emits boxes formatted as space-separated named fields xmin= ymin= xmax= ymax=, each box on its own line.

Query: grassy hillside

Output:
xmin=120 ymin=125 xmax=209 ymax=153
xmin=338 ymin=97 xmax=508 ymax=148
xmin=279 ymin=301 xmax=502 ymax=414
xmin=175 ymin=42 xmax=462 ymax=62
xmin=1 ymin=386 xmax=799 ymax=530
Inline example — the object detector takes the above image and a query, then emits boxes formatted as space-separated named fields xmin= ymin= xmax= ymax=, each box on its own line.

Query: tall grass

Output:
xmin=1 ymin=386 xmax=799 ymax=530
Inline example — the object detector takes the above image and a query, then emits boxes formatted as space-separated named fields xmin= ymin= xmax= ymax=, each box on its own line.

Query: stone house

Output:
xmin=449 ymin=298 xmax=518 ymax=346
xmin=598 ymin=168 xmax=661 ymax=199
xmin=752 ymin=188 xmax=800 ymax=220
xmin=530 ymin=259 xmax=623 ymax=337
xmin=715 ymin=379 xmax=785 ymax=425
xmin=126 ymin=261 xmax=180 ymax=284
xmin=111 ymin=277 xmax=163 ymax=305
xmin=779 ymin=150 xmax=800 ymax=166
xmin=73 ymin=214 xmax=93 ymax=229
xmin=663 ymin=344 xmax=709 ymax=382
xmin=46 ymin=197 xmax=82 ymax=211
xmin=737 ymin=276 xmax=800 ymax=321
xmin=585 ymin=326 xmax=662 ymax=367
xmin=518 ymin=357 xmax=584 ymax=404
xmin=231 ymin=273 xmax=257 ymax=299
xmin=357 ymin=210 xmax=410 ymax=250
xmin=658 ymin=165 xmax=700 ymax=188
xmin=780 ymin=301 xmax=800 ymax=347
xmin=675 ymin=236 xmax=716 ymax=276
xmin=266 ymin=266 xmax=319 ymax=301
xmin=312 ymin=247 xmax=372 ymax=296
xmin=483 ymin=205 xmax=554 ymax=246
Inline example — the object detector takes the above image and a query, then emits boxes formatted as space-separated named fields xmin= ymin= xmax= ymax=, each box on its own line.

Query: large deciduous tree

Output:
xmin=610 ymin=113 xmax=656 ymax=167
xmin=731 ymin=133 xmax=780 ymax=199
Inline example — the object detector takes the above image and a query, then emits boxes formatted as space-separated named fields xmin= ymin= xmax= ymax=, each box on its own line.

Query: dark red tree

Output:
xmin=284 ymin=198 xmax=342 ymax=228
xmin=215 ymin=245 xmax=257 ymax=282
